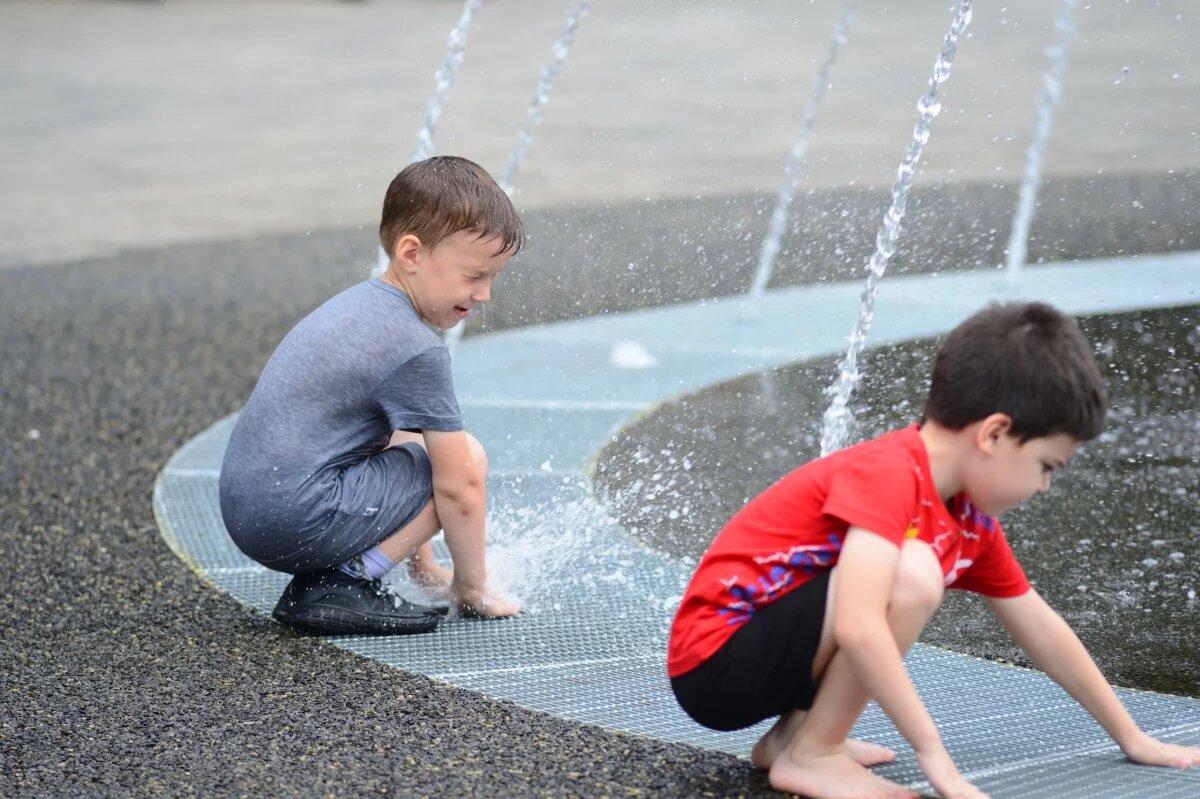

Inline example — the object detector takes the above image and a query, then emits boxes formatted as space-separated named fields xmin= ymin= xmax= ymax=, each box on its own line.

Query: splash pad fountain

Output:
xmin=153 ymin=2 xmax=1200 ymax=796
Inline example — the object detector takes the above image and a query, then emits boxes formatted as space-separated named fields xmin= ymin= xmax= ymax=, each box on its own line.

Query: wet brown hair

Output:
xmin=379 ymin=156 xmax=524 ymax=259
xmin=923 ymin=301 xmax=1107 ymax=442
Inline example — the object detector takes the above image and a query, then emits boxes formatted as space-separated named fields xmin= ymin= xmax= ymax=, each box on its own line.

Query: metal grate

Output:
xmin=155 ymin=258 xmax=1200 ymax=797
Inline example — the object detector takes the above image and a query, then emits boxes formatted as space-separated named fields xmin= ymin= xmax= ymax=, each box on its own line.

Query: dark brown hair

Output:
xmin=379 ymin=156 xmax=524 ymax=259
xmin=923 ymin=301 xmax=1107 ymax=442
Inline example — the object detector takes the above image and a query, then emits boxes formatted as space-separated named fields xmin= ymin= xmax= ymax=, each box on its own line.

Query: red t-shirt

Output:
xmin=667 ymin=425 xmax=1031 ymax=678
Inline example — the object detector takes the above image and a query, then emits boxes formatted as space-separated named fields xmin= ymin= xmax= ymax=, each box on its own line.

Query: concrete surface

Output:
xmin=2 ymin=1 xmax=1197 ymax=796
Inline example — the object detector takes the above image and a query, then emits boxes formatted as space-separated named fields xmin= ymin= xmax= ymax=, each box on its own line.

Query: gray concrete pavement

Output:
xmin=1 ymin=0 xmax=1197 ymax=268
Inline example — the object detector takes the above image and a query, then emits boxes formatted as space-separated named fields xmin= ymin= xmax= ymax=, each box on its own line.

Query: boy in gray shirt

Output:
xmin=220 ymin=156 xmax=522 ymax=635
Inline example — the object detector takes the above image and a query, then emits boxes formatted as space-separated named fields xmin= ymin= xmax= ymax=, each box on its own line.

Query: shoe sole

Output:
xmin=273 ymin=604 xmax=440 ymax=636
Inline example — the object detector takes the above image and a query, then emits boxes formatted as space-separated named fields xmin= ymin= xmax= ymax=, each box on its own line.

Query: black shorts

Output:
xmin=670 ymin=569 xmax=830 ymax=731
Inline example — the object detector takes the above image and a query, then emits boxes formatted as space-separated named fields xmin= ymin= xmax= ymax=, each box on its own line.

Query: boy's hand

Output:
xmin=915 ymin=750 xmax=990 ymax=799
xmin=1121 ymin=733 xmax=1200 ymax=768
xmin=452 ymin=585 xmax=521 ymax=619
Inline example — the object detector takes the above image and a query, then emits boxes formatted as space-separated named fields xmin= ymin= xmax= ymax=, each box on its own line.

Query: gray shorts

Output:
xmin=235 ymin=442 xmax=434 ymax=575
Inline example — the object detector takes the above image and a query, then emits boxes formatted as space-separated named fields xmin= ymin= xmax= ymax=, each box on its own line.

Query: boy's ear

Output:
xmin=392 ymin=234 xmax=423 ymax=274
xmin=976 ymin=413 xmax=1014 ymax=454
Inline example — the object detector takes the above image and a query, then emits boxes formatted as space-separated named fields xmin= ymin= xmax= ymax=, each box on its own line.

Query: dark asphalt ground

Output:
xmin=3 ymin=172 xmax=1197 ymax=797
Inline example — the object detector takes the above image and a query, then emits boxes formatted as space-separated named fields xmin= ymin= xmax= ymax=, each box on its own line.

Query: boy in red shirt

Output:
xmin=668 ymin=301 xmax=1200 ymax=799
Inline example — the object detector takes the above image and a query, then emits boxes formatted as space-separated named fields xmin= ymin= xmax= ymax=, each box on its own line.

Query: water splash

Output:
xmin=373 ymin=0 xmax=485 ymax=279
xmin=820 ymin=0 xmax=974 ymax=456
xmin=610 ymin=340 xmax=659 ymax=369
xmin=499 ymin=0 xmax=592 ymax=195
xmin=1005 ymin=0 xmax=1077 ymax=282
xmin=372 ymin=241 xmax=391 ymax=281
xmin=441 ymin=316 xmax=467 ymax=355
xmin=410 ymin=0 xmax=485 ymax=164
xmin=381 ymin=493 xmax=617 ymax=616
xmin=482 ymin=493 xmax=614 ymax=614
xmin=442 ymin=0 xmax=592 ymax=357
xmin=748 ymin=0 xmax=855 ymax=300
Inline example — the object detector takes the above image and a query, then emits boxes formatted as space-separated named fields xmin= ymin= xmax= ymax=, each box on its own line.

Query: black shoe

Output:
xmin=272 ymin=569 xmax=441 ymax=635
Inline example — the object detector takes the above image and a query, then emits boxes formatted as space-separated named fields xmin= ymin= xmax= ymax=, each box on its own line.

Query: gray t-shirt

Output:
xmin=219 ymin=278 xmax=463 ymax=543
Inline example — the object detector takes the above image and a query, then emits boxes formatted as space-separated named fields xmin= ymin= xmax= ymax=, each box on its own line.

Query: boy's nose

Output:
xmin=472 ymin=283 xmax=492 ymax=304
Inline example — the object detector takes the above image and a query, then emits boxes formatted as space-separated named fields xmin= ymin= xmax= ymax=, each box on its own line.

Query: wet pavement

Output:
xmin=594 ymin=305 xmax=1200 ymax=696
xmin=1 ymin=223 xmax=778 ymax=798
xmin=4 ymin=0 xmax=1199 ymax=270
xmin=3 ymin=0 xmax=1199 ymax=796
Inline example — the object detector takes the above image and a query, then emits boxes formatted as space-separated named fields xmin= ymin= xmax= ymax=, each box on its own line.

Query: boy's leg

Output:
xmin=330 ymin=429 xmax=452 ymax=582
xmin=748 ymin=562 xmax=902 ymax=771
xmin=406 ymin=540 xmax=455 ymax=589
xmin=373 ymin=498 xmax=440 ymax=572
xmin=751 ymin=710 xmax=896 ymax=770
xmin=767 ymin=539 xmax=944 ymax=799
xmin=270 ymin=432 xmax=459 ymax=636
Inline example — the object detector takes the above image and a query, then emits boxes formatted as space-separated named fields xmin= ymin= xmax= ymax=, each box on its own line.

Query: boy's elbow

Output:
xmin=433 ymin=474 xmax=485 ymax=509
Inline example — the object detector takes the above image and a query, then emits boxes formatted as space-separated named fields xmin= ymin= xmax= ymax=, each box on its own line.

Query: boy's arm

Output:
xmin=422 ymin=429 xmax=489 ymax=598
xmin=987 ymin=590 xmax=1200 ymax=767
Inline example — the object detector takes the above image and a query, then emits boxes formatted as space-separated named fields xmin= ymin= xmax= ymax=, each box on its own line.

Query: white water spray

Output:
xmin=748 ymin=0 xmax=855 ymax=300
xmin=820 ymin=0 xmax=974 ymax=456
xmin=499 ymin=0 xmax=592 ymax=195
xmin=373 ymin=0 xmax=484 ymax=279
xmin=444 ymin=0 xmax=593 ymax=355
xmin=1005 ymin=0 xmax=1078 ymax=282
xmin=390 ymin=490 xmax=647 ymax=621
xmin=410 ymin=0 xmax=484 ymax=164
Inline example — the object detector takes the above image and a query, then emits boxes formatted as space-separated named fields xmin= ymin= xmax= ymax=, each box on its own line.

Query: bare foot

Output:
xmin=407 ymin=558 xmax=453 ymax=593
xmin=751 ymin=713 xmax=895 ymax=770
xmin=769 ymin=750 xmax=915 ymax=799
xmin=844 ymin=739 xmax=897 ymax=767
xmin=406 ymin=542 xmax=454 ymax=593
xmin=751 ymin=712 xmax=805 ymax=769
xmin=453 ymin=586 xmax=521 ymax=619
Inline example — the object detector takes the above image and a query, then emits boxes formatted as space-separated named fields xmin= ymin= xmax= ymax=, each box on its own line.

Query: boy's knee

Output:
xmin=890 ymin=543 xmax=944 ymax=618
xmin=891 ymin=572 xmax=943 ymax=619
